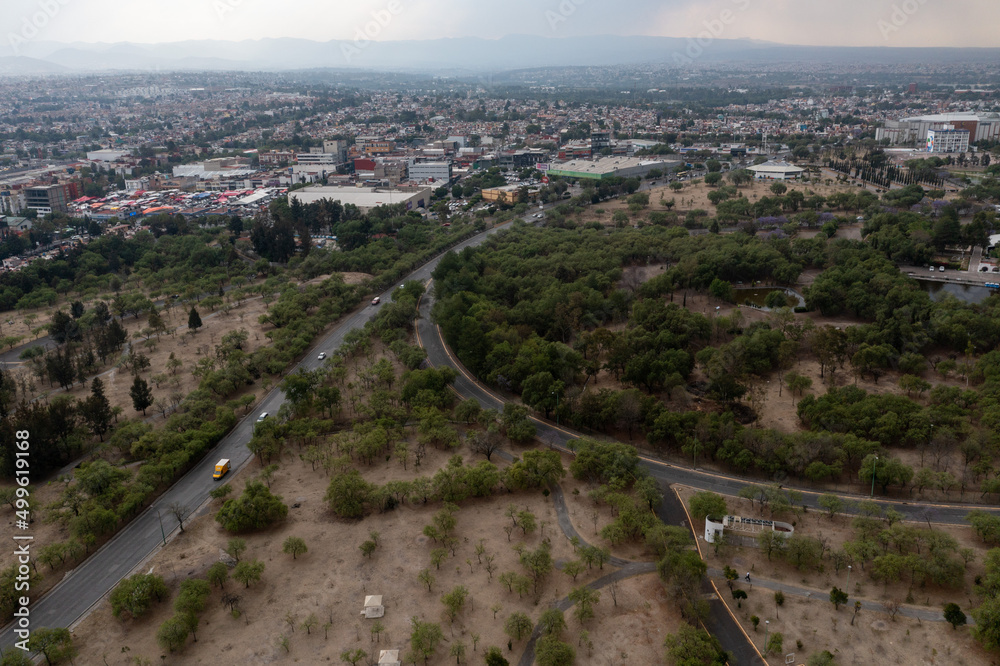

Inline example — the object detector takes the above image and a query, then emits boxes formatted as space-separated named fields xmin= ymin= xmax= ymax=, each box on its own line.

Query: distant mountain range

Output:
xmin=1 ymin=35 xmax=998 ymax=75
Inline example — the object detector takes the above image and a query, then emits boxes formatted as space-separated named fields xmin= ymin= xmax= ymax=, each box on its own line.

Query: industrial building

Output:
xmin=876 ymin=113 xmax=1000 ymax=147
xmin=926 ymin=128 xmax=970 ymax=154
xmin=546 ymin=156 xmax=679 ymax=181
xmin=290 ymin=185 xmax=431 ymax=214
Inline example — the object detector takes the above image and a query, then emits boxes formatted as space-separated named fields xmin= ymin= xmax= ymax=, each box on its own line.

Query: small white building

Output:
xmin=361 ymin=595 xmax=385 ymax=619
xmin=378 ymin=649 xmax=401 ymax=666
xmin=747 ymin=160 xmax=805 ymax=181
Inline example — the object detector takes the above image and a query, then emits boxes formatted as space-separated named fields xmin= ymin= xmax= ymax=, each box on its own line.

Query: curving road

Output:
xmin=415 ymin=290 xmax=1000 ymax=527
xmin=5 ymin=206 xmax=999 ymax=655
xmin=0 ymin=220 xmax=519 ymax=652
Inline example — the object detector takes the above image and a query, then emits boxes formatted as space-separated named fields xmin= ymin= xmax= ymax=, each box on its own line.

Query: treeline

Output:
xmin=432 ymin=224 xmax=809 ymax=406
xmin=0 ymin=219 xmax=240 ymax=311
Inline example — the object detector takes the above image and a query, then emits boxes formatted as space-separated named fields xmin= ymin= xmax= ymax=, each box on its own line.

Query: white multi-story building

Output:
xmin=407 ymin=161 xmax=452 ymax=183
xmin=926 ymin=128 xmax=970 ymax=154
xmin=876 ymin=113 xmax=1000 ymax=146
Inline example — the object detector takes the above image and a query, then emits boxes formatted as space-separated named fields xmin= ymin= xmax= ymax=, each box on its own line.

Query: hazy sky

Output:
xmin=3 ymin=0 xmax=998 ymax=48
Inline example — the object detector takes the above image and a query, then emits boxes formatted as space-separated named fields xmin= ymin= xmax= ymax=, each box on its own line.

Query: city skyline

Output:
xmin=2 ymin=0 xmax=999 ymax=50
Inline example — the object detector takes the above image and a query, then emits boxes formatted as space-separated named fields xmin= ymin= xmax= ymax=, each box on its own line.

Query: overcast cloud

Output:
xmin=2 ymin=0 xmax=997 ymax=48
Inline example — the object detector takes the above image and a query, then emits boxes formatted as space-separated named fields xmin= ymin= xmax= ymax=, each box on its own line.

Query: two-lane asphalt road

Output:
xmin=0 ymin=220 xmax=518 ymax=650
xmin=415 ymin=291 xmax=1000 ymax=527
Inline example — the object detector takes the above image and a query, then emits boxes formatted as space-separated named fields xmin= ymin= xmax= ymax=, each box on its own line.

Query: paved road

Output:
xmin=416 ymin=291 xmax=1000 ymax=527
xmin=0 ymin=220 xmax=521 ymax=651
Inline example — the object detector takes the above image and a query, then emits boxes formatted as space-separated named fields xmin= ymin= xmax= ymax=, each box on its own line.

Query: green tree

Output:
xmin=207 ymin=561 xmax=229 ymax=589
xmin=282 ymin=536 xmax=308 ymax=560
xmin=225 ymin=537 xmax=247 ymax=562
xmin=109 ymin=573 xmax=169 ymax=621
xmin=568 ymin=585 xmax=600 ymax=625
xmin=535 ymin=636 xmax=575 ymax=666
xmin=504 ymin=611 xmax=533 ymax=642
xmin=409 ymin=617 xmax=444 ymax=664
xmin=80 ymin=377 xmax=113 ymax=441
xmin=441 ymin=585 xmax=469 ymax=623
xmin=688 ymin=492 xmax=727 ymax=520
xmin=324 ymin=469 xmax=373 ymax=519
xmin=418 ymin=568 xmax=435 ymax=592
xmin=484 ymin=646 xmax=509 ymax=666
xmin=765 ymin=632 xmax=784 ymax=656
xmin=539 ymin=608 xmax=567 ymax=636
xmin=233 ymin=558 xmax=265 ymax=588
xmin=215 ymin=481 xmax=288 ymax=532
xmin=26 ymin=627 xmax=77 ymax=665
xmin=129 ymin=375 xmax=153 ymax=415
xmin=174 ymin=578 xmax=210 ymax=616
xmin=818 ymin=494 xmax=843 ymax=519
xmin=663 ymin=624 xmax=728 ymax=665
xmin=807 ymin=651 xmax=836 ymax=666
xmin=829 ymin=586 xmax=848 ymax=610
xmin=188 ymin=306 xmax=202 ymax=331
xmin=340 ymin=649 xmax=367 ymax=666
xmin=944 ymin=602 xmax=967 ymax=630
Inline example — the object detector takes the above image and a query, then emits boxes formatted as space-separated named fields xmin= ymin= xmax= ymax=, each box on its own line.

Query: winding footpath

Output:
xmin=515 ymin=484 xmax=762 ymax=666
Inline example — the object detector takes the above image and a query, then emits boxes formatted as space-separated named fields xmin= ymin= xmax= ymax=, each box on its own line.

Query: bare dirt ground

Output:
xmin=0 ymin=272 xmax=373 ymax=607
xmin=674 ymin=486 xmax=996 ymax=666
xmin=69 ymin=439 xmax=680 ymax=665
xmin=579 ymin=177 xmax=869 ymax=227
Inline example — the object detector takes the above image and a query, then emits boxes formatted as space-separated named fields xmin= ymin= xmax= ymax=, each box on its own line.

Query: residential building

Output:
xmin=25 ymin=182 xmax=80 ymax=214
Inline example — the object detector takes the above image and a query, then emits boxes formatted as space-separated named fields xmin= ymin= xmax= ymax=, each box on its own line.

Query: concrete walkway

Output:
xmin=515 ymin=483 xmax=763 ymax=666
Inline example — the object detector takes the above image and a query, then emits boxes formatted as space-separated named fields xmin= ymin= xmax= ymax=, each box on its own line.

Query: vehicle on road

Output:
xmin=213 ymin=458 xmax=230 ymax=479
xmin=256 ymin=412 xmax=268 ymax=422
xmin=318 ymin=352 xmax=326 ymax=360
xmin=371 ymin=296 xmax=381 ymax=306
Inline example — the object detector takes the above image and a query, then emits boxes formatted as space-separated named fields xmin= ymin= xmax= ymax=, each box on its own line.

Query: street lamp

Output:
xmin=846 ymin=565 xmax=852 ymax=593
xmin=154 ymin=508 xmax=166 ymax=546
xmin=870 ymin=455 xmax=879 ymax=498
xmin=763 ymin=620 xmax=770 ymax=651
xmin=551 ymin=391 xmax=560 ymax=426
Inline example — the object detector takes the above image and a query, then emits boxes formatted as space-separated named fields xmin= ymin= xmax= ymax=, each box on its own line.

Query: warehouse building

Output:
xmin=546 ymin=156 xmax=679 ymax=180
xmin=290 ymin=185 xmax=431 ymax=214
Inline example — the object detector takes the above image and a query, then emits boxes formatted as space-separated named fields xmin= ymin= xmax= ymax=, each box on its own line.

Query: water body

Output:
xmin=915 ymin=279 xmax=996 ymax=305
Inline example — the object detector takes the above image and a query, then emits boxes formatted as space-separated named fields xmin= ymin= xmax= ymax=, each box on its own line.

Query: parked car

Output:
xmin=939 ymin=266 xmax=945 ymax=272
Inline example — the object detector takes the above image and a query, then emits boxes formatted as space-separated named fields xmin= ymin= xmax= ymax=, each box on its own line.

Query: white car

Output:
xmin=317 ymin=352 xmax=326 ymax=360
xmin=256 ymin=412 xmax=268 ymax=422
